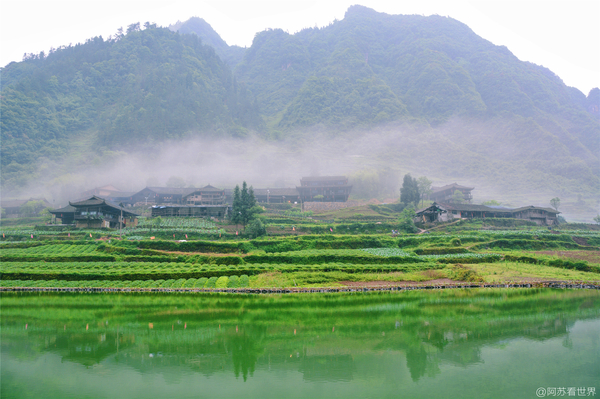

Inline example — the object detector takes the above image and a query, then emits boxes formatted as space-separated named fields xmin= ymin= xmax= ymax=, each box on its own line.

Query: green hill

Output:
xmin=1 ymin=24 xmax=261 ymax=190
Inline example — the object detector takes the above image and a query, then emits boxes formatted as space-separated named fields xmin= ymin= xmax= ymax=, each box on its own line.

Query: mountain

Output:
xmin=169 ymin=17 xmax=245 ymax=68
xmin=1 ymin=6 xmax=599 ymax=219
xmin=1 ymin=25 xmax=261 ymax=190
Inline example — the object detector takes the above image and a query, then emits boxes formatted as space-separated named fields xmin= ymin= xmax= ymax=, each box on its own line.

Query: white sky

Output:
xmin=1 ymin=0 xmax=598 ymax=95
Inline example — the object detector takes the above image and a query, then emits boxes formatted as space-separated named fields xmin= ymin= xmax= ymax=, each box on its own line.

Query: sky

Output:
xmin=0 ymin=0 xmax=599 ymax=95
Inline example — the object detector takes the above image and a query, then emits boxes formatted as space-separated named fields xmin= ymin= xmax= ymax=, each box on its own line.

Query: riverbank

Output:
xmin=2 ymin=279 xmax=599 ymax=294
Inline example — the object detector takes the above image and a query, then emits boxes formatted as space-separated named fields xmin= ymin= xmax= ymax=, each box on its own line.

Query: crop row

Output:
xmin=0 ymin=275 xmax=250 ymax=289
xmin=0 ymin=244 xmax=99 ymax=256
xmin=136 ymin=217 xmax=217 ymax=229
xmin=0 ymin=262 xmax=442 ymax=280
xmin=360 ymin=248 xmax=412 ymax=257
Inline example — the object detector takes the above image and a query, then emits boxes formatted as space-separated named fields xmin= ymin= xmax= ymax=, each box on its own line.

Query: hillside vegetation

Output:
xmin=1 ymin=6 xmax=599 ymax=206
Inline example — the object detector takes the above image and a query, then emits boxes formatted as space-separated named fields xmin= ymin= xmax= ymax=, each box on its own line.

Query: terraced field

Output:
xmin=1 ymin=225 xmax=599 ymax=289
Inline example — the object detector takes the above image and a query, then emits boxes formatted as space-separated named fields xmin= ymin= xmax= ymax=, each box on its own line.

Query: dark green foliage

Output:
xmin=400 ymin=175 xmax=420 ymax=207
xmin=398 ymin=207 xmax=418 ymax=234
xmin=414 ymin=247 xmax=469 ymax=255
xmin=1 ymin=26 xmax=262 ymax=190
xmin=247 ymin=219 xmax=266 ymax=239
xmin=204 ymin=277 xmax=218 ymax=288
xmin=231 ymin=182 xmax=261 ymax=230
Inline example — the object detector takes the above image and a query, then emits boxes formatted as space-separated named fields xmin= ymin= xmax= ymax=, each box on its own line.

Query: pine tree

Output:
xmin=400 ymin=174 xmax=420 ymax=207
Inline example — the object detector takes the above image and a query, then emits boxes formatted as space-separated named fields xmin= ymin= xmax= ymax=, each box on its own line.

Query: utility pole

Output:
xmin=119 ymin=203 xmax=124 ymax=238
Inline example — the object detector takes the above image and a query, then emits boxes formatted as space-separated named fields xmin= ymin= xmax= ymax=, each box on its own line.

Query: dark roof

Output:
xmin=436 ymin=202 xmax=559 ymax=215
xmin=438 ymin=203 xmax=512 ymax=213
xmin=49 ymin=204 xmax=76 ymax=214
xmin=431 ymin=183 xmax=474 ymax=193
xmin=512 ymin=205 xmax=560 ymax=214
xmin=301 ymin=176 xmax=347 ymax=182
xmin=70 ymin=196 xmax=139 ymax=216
xmin=185 ymin=185 xmax=224 ymax=194
xmin=416 ymin=203 xmax=447 ymax=214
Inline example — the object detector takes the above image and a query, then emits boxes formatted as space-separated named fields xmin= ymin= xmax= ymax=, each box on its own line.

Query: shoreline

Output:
xmin=2 ymin=280 xmax=599 ymax=294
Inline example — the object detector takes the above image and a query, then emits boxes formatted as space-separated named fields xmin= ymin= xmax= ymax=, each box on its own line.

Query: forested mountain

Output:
xmin=169 ymin=17 xmax=245 ymax=68
xmin=1 ymin=6 xmax=599 ymax=214
xmin=1 ymin=24 xmax=261 ymax=190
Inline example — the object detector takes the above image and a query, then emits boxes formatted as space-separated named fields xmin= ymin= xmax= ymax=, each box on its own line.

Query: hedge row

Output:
xmin=0 ymin=262 xmax=441 ymax=281
xmin=0 ymin=275 xmax=251 ymax=289
xmin=0 ymin=254 xmax=116 ymax=262
xmin=414 ymin=247 xmax=469 ymax=255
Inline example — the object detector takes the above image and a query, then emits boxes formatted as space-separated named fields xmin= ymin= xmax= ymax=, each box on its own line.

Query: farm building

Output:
xmin=183 ymin=185 xmax=226 ymax=205
xmin=69 ymin=196 xmax=139 ymax=228
xmin=296 ymin=176 xmax=352 ymax=202
xmin=429 ymin=183 xmax=474 ymax=203
xmin=416 ymin=202 xmax=560 ymax=226
xmin=49 ymin=204 xmax=76 ymax=225
xmin=127 ymin=187 xmax=196 ymax=205
xmin=253 ymin=188 xmax=301 ymax=203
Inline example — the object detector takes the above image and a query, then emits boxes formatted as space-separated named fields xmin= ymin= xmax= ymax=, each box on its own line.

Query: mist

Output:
xmin=5 ymin=117 xmax=599 ymax=221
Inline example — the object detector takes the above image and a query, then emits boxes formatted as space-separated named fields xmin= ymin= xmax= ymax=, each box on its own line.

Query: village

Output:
xmin=1 ymin=176 xmax=561 ymax=230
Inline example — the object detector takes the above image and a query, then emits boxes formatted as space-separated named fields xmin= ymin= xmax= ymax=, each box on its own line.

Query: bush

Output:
xmin=228 ymin=275 xmax=239 ymax=288
xmin=205 ymin=277 xmax=218 ymax=288
xmin=195 ymin=277 xmax=208 ymax=288
xmin=247 ymin=219 xmax=267 ymax=238
xmin=448 ymin=264 xmax=483 ymax=282
xmin=215 ymin=276 xmax=229 ymax=288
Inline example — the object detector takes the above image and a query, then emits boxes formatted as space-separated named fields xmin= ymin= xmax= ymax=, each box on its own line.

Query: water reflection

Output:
xmin=2 ymin=289 xmax=599 ymax=398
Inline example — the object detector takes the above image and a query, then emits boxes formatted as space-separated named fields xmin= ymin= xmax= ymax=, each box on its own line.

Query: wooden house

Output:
xmin=49 ymin=204 xmax=76 ymax=225
xmin=429 ymin=183 xmax=474 ymax=203
xmin=127 ymin=187 xmax=196 ymax=205
xmin=416 ymin=202 xmax=560 ymax=225
xmin=252 ymin=188 xmax=301 ymax=203
xmin=183 ymin=185 xmax=226 ymax=205
xmin=69 ymin=196 xmax=139 ymax=228
xmin=296 ymin=176 xmax=352 ymax=202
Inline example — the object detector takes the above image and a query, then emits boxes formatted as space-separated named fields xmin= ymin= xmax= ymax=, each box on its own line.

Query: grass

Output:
xmin=471 ymin=261 xmax=600 ymax=283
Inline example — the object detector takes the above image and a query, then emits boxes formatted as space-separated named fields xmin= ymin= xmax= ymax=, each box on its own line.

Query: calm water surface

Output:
xmin=1 ymin=289 xmax=599 ymax=399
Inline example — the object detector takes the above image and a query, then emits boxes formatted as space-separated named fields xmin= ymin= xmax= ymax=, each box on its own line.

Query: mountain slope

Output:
xmin=1 ymin=25 xmax=261 ymax=190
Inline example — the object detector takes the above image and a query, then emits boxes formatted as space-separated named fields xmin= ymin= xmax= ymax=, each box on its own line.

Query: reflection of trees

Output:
xmin=405 ymin=346 xmax=427 ymax=381
xmin=227 ymin=327 xmax=266 ymax=381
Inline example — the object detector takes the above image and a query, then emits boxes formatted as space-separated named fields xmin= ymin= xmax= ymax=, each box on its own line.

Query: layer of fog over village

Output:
xmin=1 ymin=5 xmax=599 ymax=223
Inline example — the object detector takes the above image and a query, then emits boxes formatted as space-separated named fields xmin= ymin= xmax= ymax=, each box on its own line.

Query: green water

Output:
xmin=1 ymin=289 xmax=599 ymax=399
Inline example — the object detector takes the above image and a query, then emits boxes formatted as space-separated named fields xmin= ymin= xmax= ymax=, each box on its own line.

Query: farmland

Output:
xmin=1 ymin=216 xmax=599 ymax=290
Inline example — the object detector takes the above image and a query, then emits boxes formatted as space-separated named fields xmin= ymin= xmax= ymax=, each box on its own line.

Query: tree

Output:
xmin=400 ymin=174 xmax=420 ymax=207
xmin=231 ymin=181 xmax=262 ymax=230
xmin=398 ymin=206 xmax=418 ymax=233
xmin=247 ymin=218 xmax=266 ymax=238
xmin=482 ymin=200 xmax=501 ymax=206
xmin=550 ymin=197 xmax=561 ymax=212
xmin=593 ymin=215 xmax=600 ymax=225
xmin=451 ymin=190 xmax=465 ymax=204
xmin=417 ymin=176 xmax=432 ymax=207
xmin=19 ymin=200 xmax=47 ymax=217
